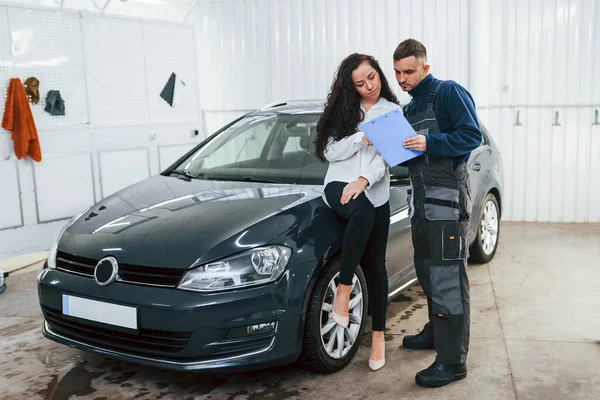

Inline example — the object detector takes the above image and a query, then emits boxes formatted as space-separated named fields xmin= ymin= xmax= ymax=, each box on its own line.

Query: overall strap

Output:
xmin=427 ymin=80 xmax=445 ymax=110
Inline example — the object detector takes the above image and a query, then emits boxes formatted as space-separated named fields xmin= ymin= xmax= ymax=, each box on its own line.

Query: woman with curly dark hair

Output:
xmin=315 ymin=53 xmax=399 ymax=371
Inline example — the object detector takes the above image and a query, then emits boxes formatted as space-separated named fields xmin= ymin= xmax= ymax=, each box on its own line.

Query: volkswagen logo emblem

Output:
xmin=94 ymin=257 xmax=118 ymax=286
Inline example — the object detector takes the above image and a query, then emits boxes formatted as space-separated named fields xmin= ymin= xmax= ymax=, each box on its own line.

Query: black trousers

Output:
xmin=324 ymin=181 xmax=390 ymax=332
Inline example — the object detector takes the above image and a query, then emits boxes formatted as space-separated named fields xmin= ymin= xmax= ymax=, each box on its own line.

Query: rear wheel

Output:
xmin=469 ymin=192 xmax=500 ymax=264
xmin=299 ymin=258 xmax=368 ymax=373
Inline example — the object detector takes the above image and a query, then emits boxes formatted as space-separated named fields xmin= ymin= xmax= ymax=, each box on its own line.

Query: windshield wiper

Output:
xmin=228 ymin=176 xmax=280 ymax=184
xmin=170 ymin=170 xmax=202 ymax=180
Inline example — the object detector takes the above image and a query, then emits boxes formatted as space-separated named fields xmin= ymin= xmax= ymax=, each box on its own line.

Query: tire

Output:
xmin=299 ymin=258 xmax=369 ymax=374
xmin=469 ymin=192 xmax=501 ymax=264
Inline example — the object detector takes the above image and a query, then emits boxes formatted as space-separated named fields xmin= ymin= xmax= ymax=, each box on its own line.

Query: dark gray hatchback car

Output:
xmin=37 ymin=100 xmax=503 ymax=373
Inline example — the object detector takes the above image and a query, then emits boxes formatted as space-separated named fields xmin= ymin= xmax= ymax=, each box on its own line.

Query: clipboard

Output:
xmin=358 ymin=108 xmax=423 ymax=167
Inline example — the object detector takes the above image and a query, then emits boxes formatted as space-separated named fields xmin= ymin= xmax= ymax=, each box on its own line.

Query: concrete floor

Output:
xmin=0 ymin=222 xmax=598 ymax=400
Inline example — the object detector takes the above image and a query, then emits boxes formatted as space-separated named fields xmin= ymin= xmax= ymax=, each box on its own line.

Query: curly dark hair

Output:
xmin=314 ymin=53 xmax=398 ymax=162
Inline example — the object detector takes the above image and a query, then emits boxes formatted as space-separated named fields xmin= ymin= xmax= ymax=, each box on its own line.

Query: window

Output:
xmin=201 ymin=119 xmax=272 ymax=168
xmin=176 ymin=114 xmax=326 ymax=184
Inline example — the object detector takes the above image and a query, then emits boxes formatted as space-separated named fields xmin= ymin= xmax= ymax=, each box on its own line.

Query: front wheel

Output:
xmin=469 ymin=192 xmax=500 ymax=264
xmin=299 ymin=258 xmax=368 ymax=373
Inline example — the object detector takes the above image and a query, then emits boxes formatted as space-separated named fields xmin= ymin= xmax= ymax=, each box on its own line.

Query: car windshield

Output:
xmin=174 ymin=113 xmax=327 ymax=185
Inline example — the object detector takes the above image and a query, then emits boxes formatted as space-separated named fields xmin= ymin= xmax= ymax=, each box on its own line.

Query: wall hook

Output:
xmin=514 ymin=110 xmax=522 ymax=126
xmin=552 ymin=111 xmax=561 ymax=126
xmin=593 ymin=109 xmax=600 ymax=126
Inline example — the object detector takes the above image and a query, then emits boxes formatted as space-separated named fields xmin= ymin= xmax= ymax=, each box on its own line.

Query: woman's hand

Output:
xmin=362 ymin=135 xmax=373 ymax=146
xmin=341 ymin=177 xmax=369 ymax=204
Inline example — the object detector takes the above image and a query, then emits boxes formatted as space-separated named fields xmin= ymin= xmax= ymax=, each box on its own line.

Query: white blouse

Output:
xmin=322 ymin=97 xmax=400 ymax=208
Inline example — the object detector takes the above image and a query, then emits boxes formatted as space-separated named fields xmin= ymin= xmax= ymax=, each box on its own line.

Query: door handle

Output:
xmin=472 ymin=162 xmax=482 ymax=171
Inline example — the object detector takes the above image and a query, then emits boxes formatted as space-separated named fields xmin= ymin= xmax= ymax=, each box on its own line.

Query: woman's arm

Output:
xmin=324 ymin=132 xmax=364 ymax=162
xmin=360 ymin=152 xmax=386 ymax=189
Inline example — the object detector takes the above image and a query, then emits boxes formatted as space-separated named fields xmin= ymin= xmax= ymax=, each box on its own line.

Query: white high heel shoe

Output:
xmin=369 ymin=341 xmax=386 ymax=371
xmin=331 ymin=309 xmax=349 ymax=328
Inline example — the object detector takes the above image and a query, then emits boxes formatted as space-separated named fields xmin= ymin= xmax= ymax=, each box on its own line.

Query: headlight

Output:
xmin=46 ymin=208 xmax=89 ymax=269
xmin=178 ymin=245 xmax=292 ymax=292
xmin=47 ymin=241 xmax=59 ymax=269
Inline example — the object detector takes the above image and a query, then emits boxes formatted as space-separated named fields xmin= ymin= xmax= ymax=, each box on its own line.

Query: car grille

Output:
xmin=56 ymin=251 xmax=185 ymax=287
xmin=43 ymin=305 xmax=275 ymax=361
xmin=42 ymin=305 xmax=192 ymax=355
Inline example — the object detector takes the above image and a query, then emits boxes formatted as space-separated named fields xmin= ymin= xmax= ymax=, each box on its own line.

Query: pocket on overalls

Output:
xmin=423 ymin=185 xmax=460 ymax=221
xmin=430 ymin=264 xmax=464 ymax=315
xmin=441 ymin=224 xmax=466 ymax=260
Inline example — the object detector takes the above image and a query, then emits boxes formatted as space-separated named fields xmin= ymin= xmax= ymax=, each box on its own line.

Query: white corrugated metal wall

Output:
xmin=193 ymin=0 xmax=470 ymax=132
xmin=472 ymin=0 xmax=600 ymax=223
xmin=192 ymin=0 xmax=600 ymax=223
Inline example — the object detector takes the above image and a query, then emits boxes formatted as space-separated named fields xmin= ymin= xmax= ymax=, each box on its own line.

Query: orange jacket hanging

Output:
xmin=2 ymin=78 xmax=42 ymax=162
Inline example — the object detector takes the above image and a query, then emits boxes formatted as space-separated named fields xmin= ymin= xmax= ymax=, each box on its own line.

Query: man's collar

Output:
xmin=408 ymin=74 xmax=434 ymax=98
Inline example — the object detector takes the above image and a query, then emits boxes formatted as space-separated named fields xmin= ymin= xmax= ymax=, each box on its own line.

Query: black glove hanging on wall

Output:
xmin=44 ymin=90 xmax=65 ymax=116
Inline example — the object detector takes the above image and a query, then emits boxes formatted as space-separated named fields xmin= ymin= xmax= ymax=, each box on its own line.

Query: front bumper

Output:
xmin=37 ymin=261 xmax=316 ymax=371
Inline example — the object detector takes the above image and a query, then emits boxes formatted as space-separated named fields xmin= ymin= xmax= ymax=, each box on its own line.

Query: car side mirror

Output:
xmin=389 ymin=166 xmax=409 ymax=186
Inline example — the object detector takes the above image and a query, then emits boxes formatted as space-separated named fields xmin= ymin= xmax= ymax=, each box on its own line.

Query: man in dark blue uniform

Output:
xmin=393 ymin=38 xmax=482 ymax=388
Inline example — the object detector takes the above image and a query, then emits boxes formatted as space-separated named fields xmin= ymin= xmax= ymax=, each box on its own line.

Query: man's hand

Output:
xmin=403 ymin=134 xmax=427 ymax=152
xmin=362 ymin=135 xmax=373 ymax=146
xmin=341 ymin=177 xmax=369 ymax=205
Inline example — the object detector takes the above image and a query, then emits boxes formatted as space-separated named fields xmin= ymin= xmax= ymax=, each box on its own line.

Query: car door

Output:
xmin=385 ymin=166 xmax=415 ymax=295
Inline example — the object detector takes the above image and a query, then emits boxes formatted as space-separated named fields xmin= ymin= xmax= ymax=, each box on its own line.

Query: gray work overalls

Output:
xmin=404 ymin=81 xmax=472 ymax=364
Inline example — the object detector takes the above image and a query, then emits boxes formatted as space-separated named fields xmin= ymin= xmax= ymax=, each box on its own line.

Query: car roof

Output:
xmin=247 ymin=99 xmax=488 ymax=130
xmin=248 ymin=99 xmax=325 ymax=115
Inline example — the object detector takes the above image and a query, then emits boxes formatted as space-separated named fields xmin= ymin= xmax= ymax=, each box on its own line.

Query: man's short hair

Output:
xmin=393 ymin=39 xmax=427 ymax=61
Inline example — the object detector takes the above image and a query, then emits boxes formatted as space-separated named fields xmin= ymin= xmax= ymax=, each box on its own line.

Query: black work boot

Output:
xmin=415 ymin=361 xmax=467 ymax=388
xmin=402 ymin=324 xmax=434 ymax=350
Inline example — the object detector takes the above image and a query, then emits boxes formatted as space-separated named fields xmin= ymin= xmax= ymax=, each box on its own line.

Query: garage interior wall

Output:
xmin=192 ymin=0 xmax=599 ymax=224
xmin=0 ymin=0 xmax=598 ymax=258
xmin=0 ymin=0 xmax=204 ymax=258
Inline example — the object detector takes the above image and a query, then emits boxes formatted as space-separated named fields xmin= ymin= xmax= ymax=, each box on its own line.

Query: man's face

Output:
xmin=393 ymin=56 xmax=430 ymax=92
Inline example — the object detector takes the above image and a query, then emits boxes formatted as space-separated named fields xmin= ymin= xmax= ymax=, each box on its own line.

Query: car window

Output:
xmin=202 ymin=119 xmax=272 ymax=168
xmin=176 ymin=114 xmax=327 ymax=185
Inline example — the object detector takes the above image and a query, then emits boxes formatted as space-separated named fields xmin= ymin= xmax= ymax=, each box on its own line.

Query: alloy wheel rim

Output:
xmin=480 ymin=199 xmax=499 ymax=256
xmin=320 ymin=273 xmax=363 ymax=359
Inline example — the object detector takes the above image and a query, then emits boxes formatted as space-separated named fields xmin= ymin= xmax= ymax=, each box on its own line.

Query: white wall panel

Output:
xmin=0 ymin=6 xmax=13 ymax=119
xmin=158 ymin=144 xmax=196 ymax=171
xmin=0 ymin=159 xmax=23 ymax=229
xmin=476 ymin=0 xmax=599 ymax=222
xmin=99 ymin=149 xmax=150 ymax=198
xmin=143 ymin=22 xmax=199 ymax=122
xmin=195 ymin=0 xmax=271 ymax=111
xmin=536 ymin=108 xmax=553 ymax=222
xmin=195 ymin=0 xmax=470 ymax=112
xmin=8 ymin=7 xmax=89 ymax=126
xmin=82 ymin=15 xmax=149 ymax=123
xmin=590 ymin=122 xmax=600 ymax=222
xmin=33 ymin=153 xmax=95 ymax=222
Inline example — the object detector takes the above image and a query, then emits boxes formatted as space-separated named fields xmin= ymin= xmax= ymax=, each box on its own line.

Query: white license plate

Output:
xmin=62 ymin=294 xmax=138 ymax=330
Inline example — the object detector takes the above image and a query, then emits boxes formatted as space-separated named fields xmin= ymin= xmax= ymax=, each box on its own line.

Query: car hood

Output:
xmin=59 ymin=175 xmax=324 ymax=269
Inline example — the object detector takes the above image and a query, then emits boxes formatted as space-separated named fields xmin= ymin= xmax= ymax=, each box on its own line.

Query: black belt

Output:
xmin=424 ymin=197 xmax=460 ymax=209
